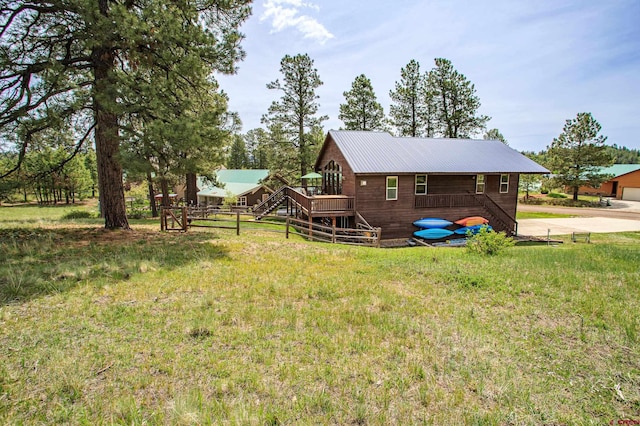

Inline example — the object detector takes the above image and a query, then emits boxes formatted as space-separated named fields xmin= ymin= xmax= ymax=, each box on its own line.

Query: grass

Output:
xmin=1 ymin=205 xmax=639 ymax=424
xmin=516 ymin=211 xmax=576 ymax=219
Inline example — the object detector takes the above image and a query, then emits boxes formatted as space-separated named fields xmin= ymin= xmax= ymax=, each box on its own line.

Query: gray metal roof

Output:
xmin=326 ymin=130 xmax=549 ymax=174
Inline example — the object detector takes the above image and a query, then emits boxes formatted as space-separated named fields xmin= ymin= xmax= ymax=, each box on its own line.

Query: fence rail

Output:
xmin=160 ymin=206 xmax=380 ymax=247
xmin=286 ymin=217 xmax=381 ymax=247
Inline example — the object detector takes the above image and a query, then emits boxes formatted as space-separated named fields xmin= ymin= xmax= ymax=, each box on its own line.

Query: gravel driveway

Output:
xmin=516 ymin=199 xmax=640 ymax=236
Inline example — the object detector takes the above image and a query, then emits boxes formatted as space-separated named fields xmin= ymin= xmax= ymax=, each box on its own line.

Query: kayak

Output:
xmin=454 ymin=216 xmax=489 ymax=226
xmin=413 ymin=217 xmax=453 ymax=229
xmin=454 ymin=224 xmax=493 ymax=235
xmin=413 ymin=228 xmax=455 ymax=239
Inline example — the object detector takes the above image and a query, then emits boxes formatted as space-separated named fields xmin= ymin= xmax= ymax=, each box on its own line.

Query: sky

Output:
xmin=216 ymin=0 xmax=640 ymax=152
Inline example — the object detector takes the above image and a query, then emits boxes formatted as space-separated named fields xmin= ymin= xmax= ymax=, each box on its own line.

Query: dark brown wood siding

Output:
xmin=314 ymin=134 xmax=519 ymax=239
xmin=246 ymin=187 xmax=271 ymax=207
xmin=315 ymin=136 xmax=356 ymax=196
xmin=354 ymin=173 xmax=519 ymax=239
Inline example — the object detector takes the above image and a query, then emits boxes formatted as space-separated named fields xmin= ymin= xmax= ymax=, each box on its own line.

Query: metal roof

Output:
xmin=197 ymin=169 xmax=270 ymax=198
xmin=215 ymin=169 xmax=270 ymax=184
xmin=597 ymin=164 xmax=640 ymax=178
xmin=198 ymin=182 xmax=262 ymax=198
xmin=326 ymin=130 xmax=549 ymax=174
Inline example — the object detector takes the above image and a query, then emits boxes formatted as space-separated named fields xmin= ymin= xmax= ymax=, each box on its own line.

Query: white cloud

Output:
xmin=261 ymin=0 xmax=334 ymax=44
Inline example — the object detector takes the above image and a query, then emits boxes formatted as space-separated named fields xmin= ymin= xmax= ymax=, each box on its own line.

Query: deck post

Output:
xmin=285 ymin=217 xmax=290 ymax=239
xmin=332 ymin=217 xmax=336 ymax=243
xmin=236 ymin=211 xmax=240 ymax=235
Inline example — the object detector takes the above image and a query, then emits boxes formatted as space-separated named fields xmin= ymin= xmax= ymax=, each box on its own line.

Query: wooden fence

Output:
xmin=160 ymin=206 xmax=381 ymax=247
xmin=285 ymin=217 xmax=381 ymax=247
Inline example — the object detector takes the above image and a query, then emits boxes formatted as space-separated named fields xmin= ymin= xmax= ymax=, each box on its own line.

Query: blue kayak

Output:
xmin=413 ymin=228 xmax=455 ymax=239
xmin=454 ymin=225 xmax=493 ymax=235
xmin=413 ymin=217 xmax=453 ymax=229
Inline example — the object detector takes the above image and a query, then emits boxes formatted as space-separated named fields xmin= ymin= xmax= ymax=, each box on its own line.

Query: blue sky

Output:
xmin=216 ymin=0 xmax=640 ymax=152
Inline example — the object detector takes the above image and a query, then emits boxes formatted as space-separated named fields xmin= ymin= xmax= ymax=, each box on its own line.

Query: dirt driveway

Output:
xmin=517 ymin=199 xmax=640 ymax=236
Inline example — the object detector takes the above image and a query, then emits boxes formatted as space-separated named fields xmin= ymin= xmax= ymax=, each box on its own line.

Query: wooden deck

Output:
xmin=253 ymin=186 xmax=355 ymax=219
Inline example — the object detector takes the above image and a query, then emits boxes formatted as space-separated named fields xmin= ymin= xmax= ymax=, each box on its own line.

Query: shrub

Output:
xmin=466 ymin=225 xmax=515 ymax=256
xmin=61 ymin=210 xmax=95 ymax=220
xmin=547 ymin=192 xmax=568 ymax=199
xmin=519 ymin=197 xmax=601 ymax=208
xmin=127 ymin=207 xmax=150 ymax=219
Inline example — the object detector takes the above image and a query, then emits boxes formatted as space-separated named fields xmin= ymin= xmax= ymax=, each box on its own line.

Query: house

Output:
xmin=578 ymin=164 xmax=640 ymax=201
xmin=308 ymin=130 xmax=548 ymax=239
xmin=197 ymin=169 xmax=272 ymax=207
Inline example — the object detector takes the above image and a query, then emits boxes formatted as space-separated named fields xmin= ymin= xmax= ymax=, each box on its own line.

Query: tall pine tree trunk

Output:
xmin=92 ymin=44 xmax=130 ymax=229
xmin=186 ymin=173 xmax=197 ymax=206
xmin=160 ymin=178 xmax=170 ymax=207
xmin=147 ymin=171 xmax=158 ymax=217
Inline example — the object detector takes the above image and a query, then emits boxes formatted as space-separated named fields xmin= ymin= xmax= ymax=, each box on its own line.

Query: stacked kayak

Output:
xmin=413 ymin=228 xmax=455 ymax=239
xmin=413 ymin=216 xmax=492 ymax=240
xmin=412 ymin=217 xmax=454 ymax=239
xmin=454 ymin=216 xmax=489 ymax=226
xmin=412 ymin=217 xmax=452 ymax=229
xmin=454 ymin=224 xmax=493 ymax=235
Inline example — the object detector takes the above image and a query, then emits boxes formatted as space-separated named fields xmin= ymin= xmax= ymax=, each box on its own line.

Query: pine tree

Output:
xmin=227 ymin=135 xmax=248 ymax=169
xmin=0 ymin=0 xmax=250 ymax=228
xmin=389 ymin=60 xmax=431 ymax=137
xmin=547 ymin=112 xmax=614 ymax=201
xmin=339 ymin=74 xmax=385 ymax=131
xmin=428 ymin=58 xmax=490 ymax=138
xmin=262 ymin=54 xmax=328 ymax=178
xmin=483 ymin=128 xmax=508 ymax=145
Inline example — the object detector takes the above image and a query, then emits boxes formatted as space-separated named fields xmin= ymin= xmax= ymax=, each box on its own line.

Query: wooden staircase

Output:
xmin=253 ymin=186 xmax=356 ymax=221
xmin=253 ymin=186 xmax=292 ymax=219
xmin=473 ymin=193 xmax=518 ymax=235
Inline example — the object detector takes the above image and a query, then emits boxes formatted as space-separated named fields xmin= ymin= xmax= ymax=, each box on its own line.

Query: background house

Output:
xmin=578 ymin=164 xmax=640 ymax=200
xmin=313 ymin=131 xmax=549 ymax=239
xmin=197 ymin=169 xmax=271 ymax=207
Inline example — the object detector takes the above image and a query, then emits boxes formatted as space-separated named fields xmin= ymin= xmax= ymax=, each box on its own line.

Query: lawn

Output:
xmin=516 ymin=211 xmax=576 ymax=220
xmin=1 ymin=205 xmax=639 ymax=424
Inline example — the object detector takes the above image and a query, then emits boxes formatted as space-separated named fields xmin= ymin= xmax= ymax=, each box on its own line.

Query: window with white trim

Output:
xmin=500 ymin=174 xmax=509 ymax=193
xmin=415 ymin=174 xmax=427 ymax=195
xmin=476 ymin=174 xmax=485 ymax=193
xmin=386 ymin=176 xmax=398 ymax=200
xmin=237 ymin=196 xmax=247 ymax=206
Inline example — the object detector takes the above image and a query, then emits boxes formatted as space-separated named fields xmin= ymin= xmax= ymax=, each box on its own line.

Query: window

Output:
xmin=237 ymin=196 xmax=247 ymax=206
xmin=386 ymin=176 xmax=398 ymax=200
xmin=415 ymin=175 xmax=427 ymax=195
xmin=476 ymin=174 xmax=485 ymax=193
xmin=500 ymin=174 xmax=509 ymax=193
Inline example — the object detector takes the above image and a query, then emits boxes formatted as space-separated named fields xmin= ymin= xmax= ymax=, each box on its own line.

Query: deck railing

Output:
xmin=253 ymin=186 xmax=355 ymax=219
xmin=309 ymin=196 xmax=355 ymax=214
xmin=414 ymin=194 xmax=478 ymax=208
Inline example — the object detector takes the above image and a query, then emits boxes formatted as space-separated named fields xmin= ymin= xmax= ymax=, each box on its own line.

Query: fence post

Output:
xmin=236 ymin=211 xmax=240 ymax=235
xmin=286 ymin=217 xmax=290 ymax=239
xmin=182 ymin=207 xmax=188 ymax=231
xmin=376 ymin=228 xmax=382 ymax=248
